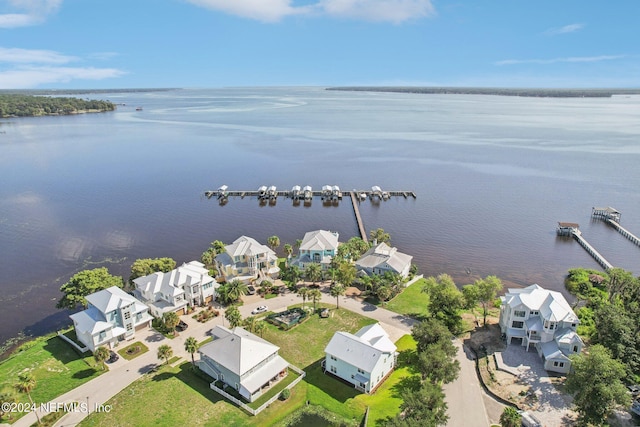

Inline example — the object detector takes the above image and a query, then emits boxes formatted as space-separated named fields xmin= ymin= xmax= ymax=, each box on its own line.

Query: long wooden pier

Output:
xmin=557 ymin=222 xmax=613 ymax=270
xmin=591 ymin=207 xmax=640 ymax=248
xmin=606 ymin=219 xmax=640 ymax=248
xmin=350 ymin=191 xmax=368 ymax=243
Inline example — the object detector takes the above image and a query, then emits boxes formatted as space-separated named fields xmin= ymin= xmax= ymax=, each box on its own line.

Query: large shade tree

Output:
xmin=129 ymin=257 xmax=176 ymax=283
xmin=566 ymin=344 xmax=630 ymax=426
xmin=462 ymin=275 xmax=503 ymax=326
xmin=57 ymin=268 xmax=123 ymax=310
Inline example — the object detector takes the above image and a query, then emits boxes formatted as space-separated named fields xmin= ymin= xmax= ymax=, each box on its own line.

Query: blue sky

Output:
xmin=0 ymin=0 xmax=638 ymax=89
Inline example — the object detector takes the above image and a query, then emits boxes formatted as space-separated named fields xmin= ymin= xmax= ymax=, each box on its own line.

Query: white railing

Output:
xmin=57 ymin=332 xmax=88 ymax=353
xmin=209 ymin=365 xmax=306 ymax=416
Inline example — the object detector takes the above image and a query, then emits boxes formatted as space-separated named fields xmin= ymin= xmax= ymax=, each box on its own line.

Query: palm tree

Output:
xmin=14 ymin=372 xmax=40 ymax=425
xmin=336 ymin=262 xmax=356 ymax=289
xmin=226 ymin=279 xmax=248 ymax=303
xmin=305 ymin=263 xmax=322 ymax=285
xmin=254 ymin=321 xmax=267 ymax=337
xmin=157 ymin=344 xmax=173 ymax=365
xmin=377 ymin=285 xmax=392 ymax=305
xmin=267 ymin=235 xmax=280 ymax=253
xmin=225 ymin=305 xmax=242 ymax=328
xmin=297 ymin=286 xmax=309 ymax=309
xmin=184 ymin=337 xmax=199 ymax=366
xmin=244 ymin=316 xmax=258 ymax=333
xmin=283 ymin=243 xmax=293 ymax=259
xmin=93 ymin=346 xmax=110 ymax=370
xmin=330 ymin=284 xmax=346 ymax=309
xmin=369 ymin=228 xmax=391 ymax=245
xmin=294 ymin=239 xmax=302 ymax=254
xmin=308 ymin=288 xmax=322 ymax=312
xmin=163 ymin=311 xmax=180 ymax=336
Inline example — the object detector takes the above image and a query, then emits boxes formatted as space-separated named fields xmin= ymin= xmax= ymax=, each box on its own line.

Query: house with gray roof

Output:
xmin=215 ymin=236 xmax=280 ymax=284
xmin=133 ymin=260 xmax=217 ymax=317
xmin=69 ymin=286 xmax=151 ymax=353
xmin=290 ymin=230 xmax=339 ymax=270
xmin=197 ymin=325 xmax=292 ymax=402
xmin=355 ymin=242 xmax=413 ymax=279
xmin=323 ymin=323 xmax=397 ymax=393
xmin=499 ymin=284 xmax=583 ymax=374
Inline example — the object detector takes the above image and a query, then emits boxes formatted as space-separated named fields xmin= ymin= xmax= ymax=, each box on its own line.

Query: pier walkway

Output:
xmin=350 ymin=191 xmax=368 ymax=243
xmin=606 ymin=219 xmax=640 ymax=248
xmin=557 ymin=222 xmax=613 ymax=270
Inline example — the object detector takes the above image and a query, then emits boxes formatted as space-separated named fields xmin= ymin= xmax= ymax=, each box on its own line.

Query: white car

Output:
xmin=251 ymin=305 xmax=268 ymax=315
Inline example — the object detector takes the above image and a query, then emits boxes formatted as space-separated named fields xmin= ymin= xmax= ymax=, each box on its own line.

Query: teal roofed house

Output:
xmin=291 ymin=230 xmax=339 ymax=271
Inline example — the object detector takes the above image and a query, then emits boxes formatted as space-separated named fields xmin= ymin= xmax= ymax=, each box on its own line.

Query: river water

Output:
xmin=1 ymin=87 xmax=639 ymax=348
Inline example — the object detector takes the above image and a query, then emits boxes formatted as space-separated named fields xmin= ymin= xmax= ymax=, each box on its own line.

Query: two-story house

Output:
xmin=69 ymin=286 xmax=151 ymax=353
xmin=499 ymin=284 xmax=583 ymax=374
xmin=133 ymin=260 xmax=218 ymax=317
xmin=215 ymin=236 xmax=280 ymax=283
xmin=323 ymin=323 xmax=397 ymax=394
xmin=197 ymin=325 xmax=292 ymax=402
xmin=290 ymin=230 xmax=339 ymax=270
xmin=355 ymin=242 xmax=413 ymax=279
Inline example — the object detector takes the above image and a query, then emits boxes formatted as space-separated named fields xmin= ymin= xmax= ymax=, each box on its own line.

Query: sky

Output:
xmin=0 ymin=0 xmax=638 ymax=89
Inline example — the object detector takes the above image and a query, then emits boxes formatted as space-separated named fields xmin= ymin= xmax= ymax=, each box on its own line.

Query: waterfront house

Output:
xmin=133 ymin=261 xmax=217 ymax=317
xmin=197 ymin=325 xmax=291 ymax=402
xmin=323 ymin=323 xmax=397 ymax=393
xmin=290 ymin=230 xmax=339 ymax=271
xmin=69 ymin=286 xmax=151 ymax=353
xmin=499 ymin=284 xmax=583 ymax=374
xmin=215 ymin=236 xmax=280 ymax=283
xmin=355 ymin=242 xmax=413 ymax=279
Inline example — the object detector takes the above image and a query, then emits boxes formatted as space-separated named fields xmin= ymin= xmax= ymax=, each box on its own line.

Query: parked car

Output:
xmin=107 ymin=351 xmax=119 ymax=363
xmin=628 ymin=384 xmax=640 ymax=397
xmin=176 ymin=320 xmax=188 ymax=331
xmin=247 ymin=285 xmax=256 ymax=295
xmin=251 ymin=305 xmax=268 ymax=315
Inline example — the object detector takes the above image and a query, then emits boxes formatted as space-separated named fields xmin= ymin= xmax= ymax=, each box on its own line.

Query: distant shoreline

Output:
xmin=326 ymin=86 xmax=640 ymax=98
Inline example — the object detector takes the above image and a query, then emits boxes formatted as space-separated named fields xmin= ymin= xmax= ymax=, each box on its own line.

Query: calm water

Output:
xmin=1 ymin=87 xmax=640 ymax=348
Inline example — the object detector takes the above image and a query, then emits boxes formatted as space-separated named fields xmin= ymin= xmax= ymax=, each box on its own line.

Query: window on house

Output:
xmin=357 ymin=368 xmax=365 ymax=374
xmin=573 ymin=345 xmax=578 ymax=353
xmin=124 ymin=311 xmax=131 ymax=320
xmin=330 ymin=355 xmax=337 ymax=361
xmin=98 ymin=331 xmax=106 ymax=341
xmin=554 ymin=361 xmax=558 ymax=367
xmin=513 ymin=310 xmax=526 ymax=317
xmin=330 ymin=366 xmax=337 ymax=373
xmin=235 ymin=383 xmax=239 ymax=390
xmin=511 ymin=321 xmax=524 ymax=328
xmin=559 ymin=362 xmax=564 ymax=367
xmin=351 ymin=374 xmax=355 ymax=379
xmin=126 ymin=323 xmax=133 ymax=331
xmin=571 ymin=323 xmax=576 ymax=328
xmin=530 ymin=310 xmax=539 ymax=315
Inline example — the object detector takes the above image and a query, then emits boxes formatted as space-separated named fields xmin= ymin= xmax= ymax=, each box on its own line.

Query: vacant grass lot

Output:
xmin=79 ymin=305 xmax=418 ymax=427
xmin=0 ymin=332 xmax=104 ymax=424
xmin=384 ymin=279 xmax=429 ymax=318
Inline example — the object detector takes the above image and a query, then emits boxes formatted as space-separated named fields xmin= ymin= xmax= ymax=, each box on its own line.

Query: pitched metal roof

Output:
xmin=199 ymin=326 xmax=281 ymax=376
xmin=355 ymin=243 xmax=412 ymax=274
xmin=225 ymin=236 xmax=276 ymax=258
xmin=86 ymin=286 xmax=140 ymax=314
xmin=324 ymin=323 xmax=397 ymax=373
xmin=299 ymin=230 xmax=339 ymax=252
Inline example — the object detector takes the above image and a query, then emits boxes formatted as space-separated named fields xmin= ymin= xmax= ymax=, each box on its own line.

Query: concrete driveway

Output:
xmin=500 ymin=345 xmax=577 ymax=426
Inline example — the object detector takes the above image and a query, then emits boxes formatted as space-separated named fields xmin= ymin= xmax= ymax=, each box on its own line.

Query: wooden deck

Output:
xmin=350 ymin=191 xmax=368 ymax=243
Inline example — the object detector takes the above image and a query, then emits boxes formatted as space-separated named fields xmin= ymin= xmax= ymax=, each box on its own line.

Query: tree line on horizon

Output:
xmin=0 ymin=94 xmax=115 ymax=118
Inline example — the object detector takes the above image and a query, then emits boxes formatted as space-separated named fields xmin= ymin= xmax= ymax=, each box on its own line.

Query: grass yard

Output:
xmin=385 ymin=279 xmax=430 ymax=319
xmin=0 ymin=331 xmax=104 ymax=424
xmin=117 ymin=341 xmax=149 ymax=361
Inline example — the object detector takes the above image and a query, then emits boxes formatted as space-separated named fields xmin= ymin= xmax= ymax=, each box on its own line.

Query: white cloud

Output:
xmin=544 ymin=23 xmax=584 ymax=36
xmin=495 ymin=55 xmax=625 ymax=66
xmin=0 ymin=47 xmax=77 ymax=64
xmin=186 ymin=0 xmax=433 ymax=23
xmin=319 ymin=0 xmax=434 ymax=23
xmin=0 ymin=0 xmax=62 ymax=28
xmin=0 ymin=66 xmax=127 ymax=89
xmin=186 ymin=0 xmax=307 ymax=23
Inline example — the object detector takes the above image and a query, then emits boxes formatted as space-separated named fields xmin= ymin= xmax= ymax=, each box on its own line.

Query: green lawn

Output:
xmin=78 ymin=306 xmax=416 ymax=427
xmin=0 ymin=331 xmax=104 ymax=424
xmin=117 ymin=341 xmax=149 ymax=361
xmin=385 ymin=279 xmax=430 ymax=319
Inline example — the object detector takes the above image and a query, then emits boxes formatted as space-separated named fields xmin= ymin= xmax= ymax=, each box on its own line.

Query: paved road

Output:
xmin=13 ymin=286 xmax=490 ymax=427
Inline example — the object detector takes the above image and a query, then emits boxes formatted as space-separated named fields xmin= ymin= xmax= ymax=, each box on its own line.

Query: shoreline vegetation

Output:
xmin=326 ymin=86 xmax=640 ymax=98
xmin=0 ymin=94 xmax=116 ymax=118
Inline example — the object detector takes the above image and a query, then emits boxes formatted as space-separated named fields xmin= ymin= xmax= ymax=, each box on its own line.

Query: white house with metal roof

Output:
xmin=69 ymin=286 xmax=151 ymax=353
xmin=499 ymin=284 xmax=583 ymax=374
xmin=290 ymin=230 xmax=339 ymax=270
xmin=133 ymin=260 xmax=217 ymax=317
xmin=355 ymin=242 xmax=413 ymax=279
xmin=197 ymin=325 xmax=292 ymax=402
xmin=215 ymin=236 xmax=280 ymax=283
xmin=323 ymin=323 xmax=397 ymax=393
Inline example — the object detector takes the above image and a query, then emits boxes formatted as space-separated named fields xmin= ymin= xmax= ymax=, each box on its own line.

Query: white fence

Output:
xmin=209 ymin=364 xmax=306 ymax=416
xmin=57 ymin=332 xmax=88 ymax=353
